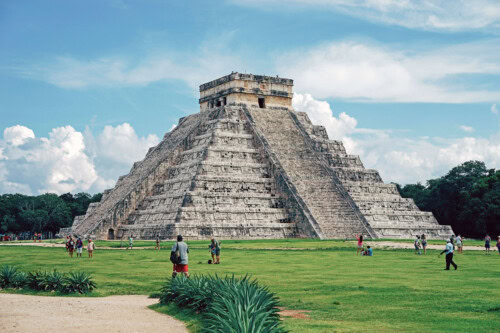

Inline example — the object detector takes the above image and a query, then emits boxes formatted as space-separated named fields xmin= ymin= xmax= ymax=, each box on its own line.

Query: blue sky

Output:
xmin=1 ymin=0 xmax=500 ymax=195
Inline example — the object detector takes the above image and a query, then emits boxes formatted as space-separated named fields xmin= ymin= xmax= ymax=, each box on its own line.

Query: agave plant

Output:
xmin=11 ymin=271 xmax=28 ymax=289
xmin=0 ymin=265 xmax=18 ymax=288
xmin=158 ymin=274 xmax=286 ymax=332
xmin=40 ymin=270 xmax=65 ymax=292
xmin=27 ymin=271 xmax=47 ymax=291
xmin=64 ymin=271 xmax=96 ymax=294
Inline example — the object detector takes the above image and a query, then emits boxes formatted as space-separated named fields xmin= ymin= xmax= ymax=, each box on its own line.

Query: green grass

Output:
xmin=1 ymin=240 xmax=498 ymax=332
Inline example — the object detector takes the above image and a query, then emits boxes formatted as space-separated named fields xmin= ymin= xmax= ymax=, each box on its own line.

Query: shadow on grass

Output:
xmin=149 ymin=302 xmax=202 ymax=333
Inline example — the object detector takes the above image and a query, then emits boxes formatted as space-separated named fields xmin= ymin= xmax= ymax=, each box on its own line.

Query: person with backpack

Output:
xmin=209 ymin=237 xmax=221 ymax=264
xmin=171 ymin=235 xmax=189 ymax=278
xmin=76 ymin=237 xmax=83 ymax=258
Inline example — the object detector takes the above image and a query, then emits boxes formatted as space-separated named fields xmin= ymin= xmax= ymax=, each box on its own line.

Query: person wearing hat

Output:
xmin=439 ymin=239 xmax=458 ymax=270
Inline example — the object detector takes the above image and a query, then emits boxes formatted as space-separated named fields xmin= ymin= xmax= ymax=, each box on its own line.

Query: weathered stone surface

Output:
xmin=64 ymin=73 xmax=453 ymax=240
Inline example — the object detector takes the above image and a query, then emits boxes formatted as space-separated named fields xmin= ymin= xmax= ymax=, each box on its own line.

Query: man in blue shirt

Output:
xmin=366 ymin=246 xmax=373 ymax=256
xmin=439 ymin=239 xmax=458 ymax=270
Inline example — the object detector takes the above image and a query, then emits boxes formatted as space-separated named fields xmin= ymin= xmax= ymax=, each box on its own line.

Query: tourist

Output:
xmin=209 ymin=237 xmax=221 ymax=264
xmin=439 ymin=239 xmax=457 ymax=270
xmin=497 ymin=236 xmax=500 ymax=255
xmin=414 ymin=235 xmax=421 ymax=255
xmin=484 ymin=234 xmax=491 ymax=255
xmin=87 ymin=239 xmax=95 ymax=258
xmin=76 ymin=237 xmax=83 ymax=258
xmin=171 ymin=235 xmax=189 ymax=278
xmin=456 ymin=234 xmax=463 ymax=254
xmin=155 ymin=235 xmax=160 ymax=250
xmin=65 ymin=236 xmax=70 ymax=252
xmin=127 ymin=236 xmax=133 ymax=250
xmin=355 ymin=234 xmax=363 ymax=255
xmin=68 ymin=236 xmax=75 ymax=258
xmin=366 ymin=246 xmax=373 ymax=256
xmin=34 ymin=232 xmax=37 ymax=242
xmin=38 ymin=233 xmax=42 ymax=243
xmin=421 ymin=234 xmax=428 ymax=255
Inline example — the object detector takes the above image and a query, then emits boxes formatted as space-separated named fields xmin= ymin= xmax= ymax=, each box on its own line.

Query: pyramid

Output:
xmin=65 ymin=73 xmax=453 ymax=240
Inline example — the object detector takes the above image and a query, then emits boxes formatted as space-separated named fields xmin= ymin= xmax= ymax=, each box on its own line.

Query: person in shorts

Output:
xmin=171 ymin=235 xmax=189 ymax=278
xmin=355 ymin=234 xmax=363 ymax=255
xmin=414 ymin=235 xmax=421 ymax=255
xmin=456 ymin=234 xmax=463 ymax=254
xmin=209 ymin=237 xmax=221 ymax=264
xmin=155 ymin=235 xmax=160 ymax=250
xmin=76 ymin=237 xmax=83 ymax=257
xmin=485 ymin=234 xmax=491 ymax=255
xmin=421 ymin=234 xmax=428 ymax=255
xmin=87 ymin=239 xmax=95 ymax=258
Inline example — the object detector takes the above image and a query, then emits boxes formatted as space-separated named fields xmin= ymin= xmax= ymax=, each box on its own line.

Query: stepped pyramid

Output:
xmin=64 ymin=73 xmax=453 ymax=240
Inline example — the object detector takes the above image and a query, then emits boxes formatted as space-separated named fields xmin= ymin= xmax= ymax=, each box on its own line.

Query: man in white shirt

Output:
xmin=439 ymin=239 xmax=458 ymax=270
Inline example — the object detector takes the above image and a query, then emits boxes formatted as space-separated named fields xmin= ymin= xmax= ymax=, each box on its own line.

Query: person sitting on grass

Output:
xmin=355 ymin=234 xmax=363 ymax=255
xmin=366 ymin=246 xmax=373 ymax=256
xmin=439 ymin=239 xmax=457 ymax=270
xmin=171 ymin=235 xmax=189 ymax=278
xmin=87 ymin=239 xmax=95 ymax=258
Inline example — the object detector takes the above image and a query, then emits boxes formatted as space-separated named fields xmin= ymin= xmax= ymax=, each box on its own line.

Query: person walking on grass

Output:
xmin=421 ymin=234 xmax=428 ymax=255
xmin=155 ymin=235 xmax=160 ymax=250
xmin=456 ymin=234 xmax=463 ymax=254
xmin=355 ymin=234 xmax=363 ymax=255
xmin=209 ymin=237 xmax=221 ymax=264
xmin=485 ymin=234 xmax=491 ymax=255
xmin=68 ymin=236 xmax=75 ymax=258
xmin=171 ymin=235 xmax=189 ymax=278
xmin=87 ymin=239 xmax=95 ymax=258
xmin=439 ymin=239 xmax=458 ymax=270
xmin=127 ymin=236 xmax=133 ymax=250
xmin=76 ymin=237 xmax=83 ymax=258
xmin=414 ymin=235 xmax=421 ymax=255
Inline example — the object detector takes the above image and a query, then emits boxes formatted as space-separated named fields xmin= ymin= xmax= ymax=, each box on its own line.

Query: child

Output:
xmin=87 ymin=239 xmax=95 ymax=258
xmin=366 ymin=246 xmax=373 ymax=256
xmin=356 ymin=234 xmax=363 ymax=255
xmin=414 ymin=235 xmax=421 ymax=255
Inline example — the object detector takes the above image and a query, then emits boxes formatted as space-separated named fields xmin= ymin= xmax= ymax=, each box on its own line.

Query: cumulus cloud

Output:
xmin=278 ymin=41 xmax=500 ymax=103
xmin=459 ymin=125 xmax=474 ymax=133
xmin=232 ymin=0 xmax=500 ymax=32
xmin=293 ymin=94 xmax=500 ymax=184
xmin=0 ymin=123 xmax=160 ymax=195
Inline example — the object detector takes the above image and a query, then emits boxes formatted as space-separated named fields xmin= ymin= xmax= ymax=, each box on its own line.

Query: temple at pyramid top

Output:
xmin=199 ymin=72 xmax=294 ymax=111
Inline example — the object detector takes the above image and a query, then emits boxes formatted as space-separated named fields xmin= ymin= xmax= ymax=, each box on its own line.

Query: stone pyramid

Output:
xmin=65 ymin=73 xmax=453 ymax=240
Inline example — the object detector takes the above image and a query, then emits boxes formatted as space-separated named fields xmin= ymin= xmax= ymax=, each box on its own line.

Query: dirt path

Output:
xmin=0 ymin=294 xmax=187 ymax=333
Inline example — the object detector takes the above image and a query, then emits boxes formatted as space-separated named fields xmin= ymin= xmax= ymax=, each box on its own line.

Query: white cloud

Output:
xmin=459 ymin=125 xmax=474 ymax=133
xmin=0 ymin=123 xmax=160 ymax=195
xmin=492 ymin=103 xmax=498 ymax=114
xmin=278 ymin=40 xmax=500 ymax=103
xmin=293 ymin=94 xmax=500 ymax=184
xmin=232 ymin=0 xmax=500 ymax=32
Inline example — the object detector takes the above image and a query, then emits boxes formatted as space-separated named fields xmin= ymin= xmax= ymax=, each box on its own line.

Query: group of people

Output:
xmin=169 ymin=236 xmax=222 ymax=278
xmin=65 ymin=236 xmax=95 ymax=258
xmin=414 ymin=234 xmax=428 ymax=255
xmin=484 ymin=234 xmax=500 ymax=255
xmin=356 ymin=235 xmax=374 ymax=256
xmin=33 ymin=232 xmax=42 ymax=242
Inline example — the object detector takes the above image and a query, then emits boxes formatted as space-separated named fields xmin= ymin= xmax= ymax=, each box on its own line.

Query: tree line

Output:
xmin=0 ymin=192 xmax=102 ymax=236
xmin=397 ymin=160 xmax=499 ymax=238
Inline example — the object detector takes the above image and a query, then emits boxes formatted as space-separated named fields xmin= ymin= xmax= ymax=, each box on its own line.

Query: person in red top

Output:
xmin=355 ymin=234 xmax=363 ymax=255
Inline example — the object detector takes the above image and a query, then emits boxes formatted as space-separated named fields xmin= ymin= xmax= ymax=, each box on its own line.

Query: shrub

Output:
xmin=40 ymin=270 xmax=65 ymax=292
xmin=64 ymin=271 xmax=96 ymax=294
xmin=159 ymin=275 xmax=286 ymax=333
xmin=11 ymin=271 xmax=28 ymax=289
xmin=27 ymin=271 xmax=47 ymax=291
xmin=0 ymin=265 xmax=18 ymax=288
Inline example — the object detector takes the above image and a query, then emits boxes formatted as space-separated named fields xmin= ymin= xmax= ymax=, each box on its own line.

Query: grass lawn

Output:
xmin=1 ymin=240 xmax=498 ymax=332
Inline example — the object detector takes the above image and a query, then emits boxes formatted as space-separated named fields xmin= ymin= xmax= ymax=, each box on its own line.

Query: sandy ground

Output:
xmin=0 ymin=294 xmax=187 ymax=333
